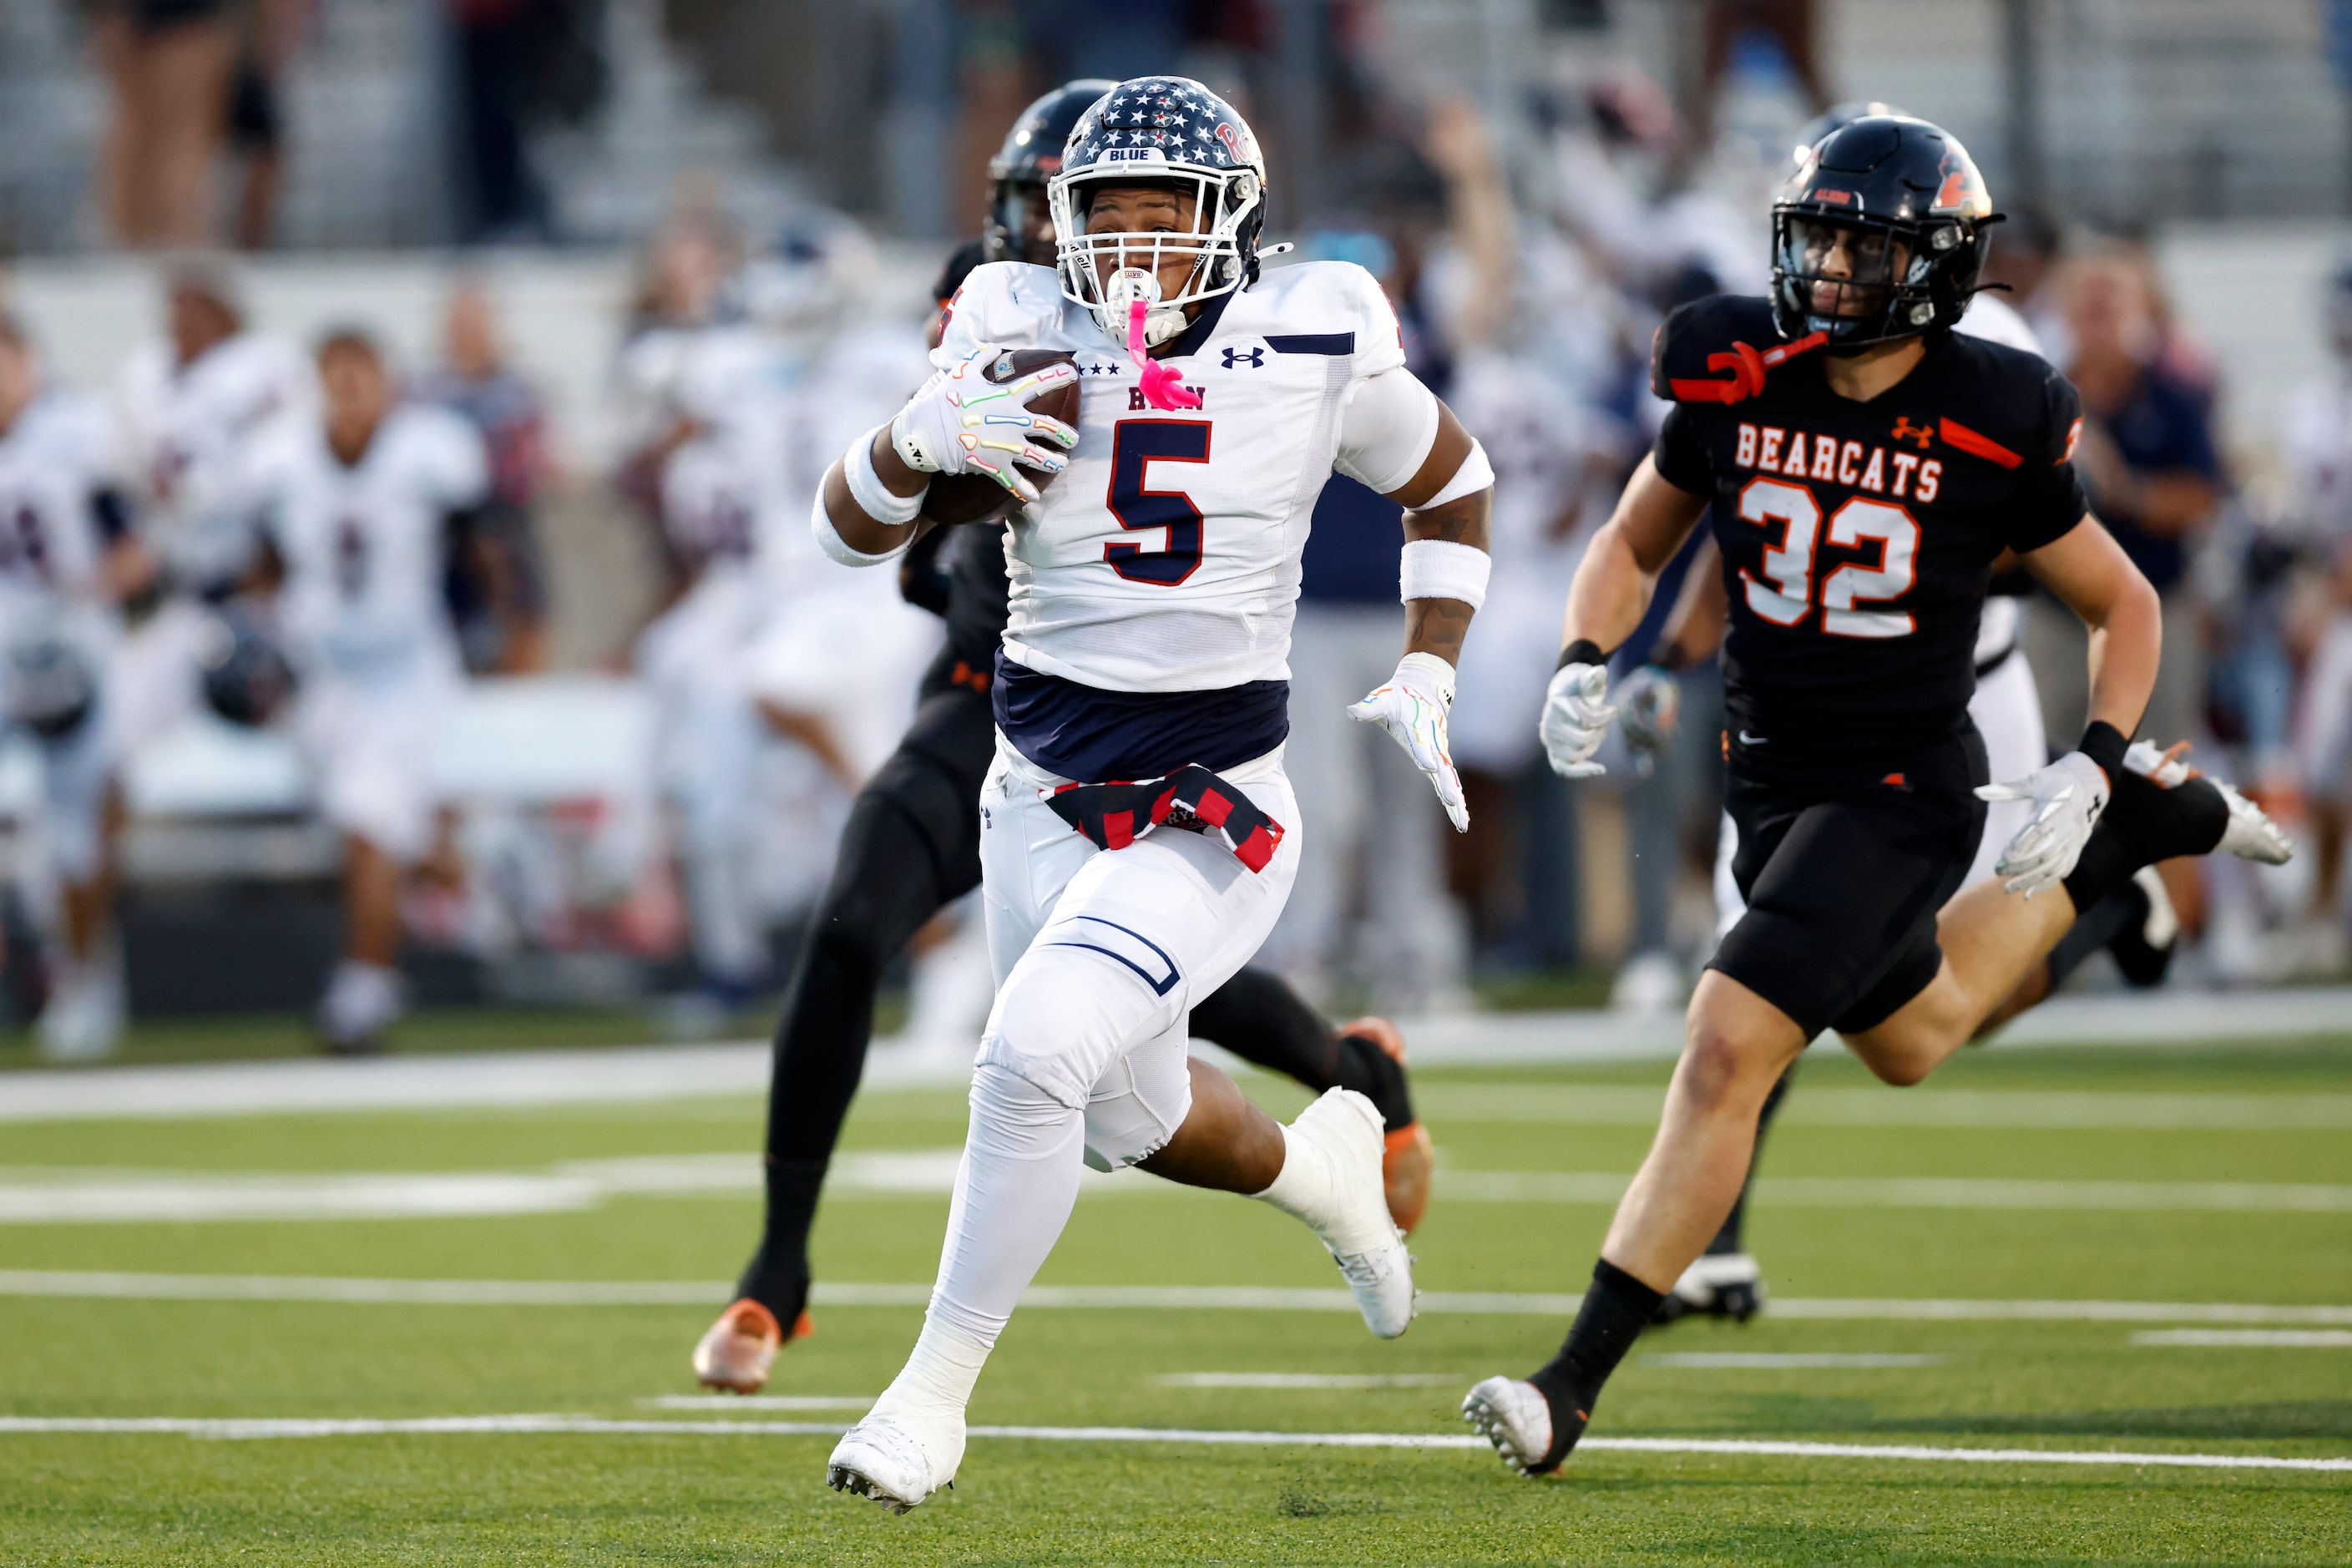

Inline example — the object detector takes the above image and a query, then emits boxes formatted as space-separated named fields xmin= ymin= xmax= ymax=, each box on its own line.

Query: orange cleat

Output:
xmin=691 ymin=1298 xmax=813 ymax=1394
xmin=1338 ymin=1015 xmax=1434 ymax=1234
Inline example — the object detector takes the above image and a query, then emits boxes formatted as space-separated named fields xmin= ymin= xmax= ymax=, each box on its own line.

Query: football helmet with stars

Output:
xmin=1047 ymin=75 xmax=1267 ymax=347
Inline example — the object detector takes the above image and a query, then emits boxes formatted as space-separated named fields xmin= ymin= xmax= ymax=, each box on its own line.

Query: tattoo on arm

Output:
xmin=1402 ymin=488 xmax=1490 ymax=668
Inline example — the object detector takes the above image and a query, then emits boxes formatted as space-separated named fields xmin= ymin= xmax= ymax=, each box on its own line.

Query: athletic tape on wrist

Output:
xmin=812 ymin=484 xmax=911 ymax=568
xmin=1558 ymin=639 xmax=1606 ymax=671
xmin=2077 ymin=720 xmax=2128 ymax=786
xmin=845 ymin=426 xmax=925 ymax=525
xmin=1395 ymin=649 xmax=1457 ymax=701
xmin=1420 ymin=438 xmax=1495 ymax=510
xmin=1399 ymin=539 xmax=1490 ymax=609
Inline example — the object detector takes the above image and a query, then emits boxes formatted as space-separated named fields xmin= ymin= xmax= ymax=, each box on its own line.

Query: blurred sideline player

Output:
xmin=1466 ymin=114 xmax=2288 ymax=1478
xmin=112 ymin=261 xmax=315 ymax=758
xmin=812 ymin=75 xmax=1499 ymax=1510
xmin=0 ymin=314 xmax=141 ymax=1060
xmin=692 ymin=80 xmax=1434 ymax=1400
xmin=240 ymin=330 xmax=490 ymax=1052
xmin=1641 ymin=102 xmax=2180 ymax=1325
xmin=2282 ymin=260 xmax=2352 ymax=948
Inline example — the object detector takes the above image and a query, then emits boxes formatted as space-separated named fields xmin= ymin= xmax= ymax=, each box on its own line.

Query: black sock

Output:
xmin=1708 ymin=1063 xmax=1796 ymax=1256
xmin=735 ymin=790 xmax=958 ymax=1315
xmin=735 ymin=1161 xmax=825 ymax=1317
xmin=1530 ymin=1259 xmax=1666 ymax=1424
xmin=2045 ymin=883 xmax=2143 ymax=992
xmin=1189 ymin=965 xmax=1338 ymax=1085
xmin=1330 ymin=1030 xmax=1415 ymax=1133
xmin=2062 ymin=767 xmax=2227 ymax=911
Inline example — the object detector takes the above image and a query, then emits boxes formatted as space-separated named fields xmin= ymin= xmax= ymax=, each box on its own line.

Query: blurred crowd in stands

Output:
xmin=3 ymin=5 xmax=2346 ymax=1057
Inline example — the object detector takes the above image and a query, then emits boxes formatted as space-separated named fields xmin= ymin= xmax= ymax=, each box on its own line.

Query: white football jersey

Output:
xmin=245 ymin=404 xmax=489 ymax=676
xmin=0 ymin=388 xmax=120 ymax=620
xmin=119 ymin=331 xmax=317 ymax=586
xmin=2283 ymin=371 xmax=2352 ymax=544
xmin=936 ymin=260 xmax=1424 ymax=692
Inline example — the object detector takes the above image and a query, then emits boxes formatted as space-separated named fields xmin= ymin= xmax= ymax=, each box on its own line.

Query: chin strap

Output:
xmin=1128 ymin=299 xmax=1202 ymax=410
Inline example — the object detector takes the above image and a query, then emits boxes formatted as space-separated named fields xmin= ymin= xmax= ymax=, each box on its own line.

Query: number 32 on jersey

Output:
xmin=1737 ymin=477 xmax=1916 ymax=638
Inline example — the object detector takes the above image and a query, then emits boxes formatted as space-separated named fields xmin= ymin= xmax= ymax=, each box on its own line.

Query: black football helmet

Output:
xmin=1790 ymin=100 xmax=1903 ymax=169
xmin=195 ymin=603 xmax=297 ymax=728
xmin=984 ymin=79 xmax=1117 ymax=266
xmin=1771 ymin=114 xmax=1994 ymax=351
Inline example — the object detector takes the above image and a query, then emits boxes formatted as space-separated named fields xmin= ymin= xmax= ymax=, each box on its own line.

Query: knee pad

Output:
xmin=978 ymin=943 xmax=1178 ymax=1113
xmin=1080 ymin=1039 xmax=1192 ymax=1171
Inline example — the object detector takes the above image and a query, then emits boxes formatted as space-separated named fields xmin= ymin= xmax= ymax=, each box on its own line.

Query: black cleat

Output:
xmin=2107 ymin=867 xmax=2179 ymax=989
xmin=1649 ymin=1252 xmax=1766 ymax=1328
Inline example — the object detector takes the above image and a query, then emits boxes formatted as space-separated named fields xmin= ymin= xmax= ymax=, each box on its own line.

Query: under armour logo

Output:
xmin=1890 ymin=417 xmax=1935 ymax=449
xmin=1222 ymin=346 xmax=1265 ymax=370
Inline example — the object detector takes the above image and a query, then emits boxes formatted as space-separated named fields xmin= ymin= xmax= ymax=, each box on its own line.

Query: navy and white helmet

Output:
xmin=1047 ymin=75 xmax=1267 ymax=347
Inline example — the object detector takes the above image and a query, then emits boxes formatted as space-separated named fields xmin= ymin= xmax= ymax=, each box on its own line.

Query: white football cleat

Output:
xmin=826 ymin=1406 xmax=964 ymax=1514
xmin=1288 ymin=1088 xmax=1416 ymax=1338
xmin=35 ymin=964 xmax=124 ymax=1064
xmin=2123 ymin=741 xmax=2291 ymax=864
xmin=1462 ymin=1375 xmax=1565 ymax=1478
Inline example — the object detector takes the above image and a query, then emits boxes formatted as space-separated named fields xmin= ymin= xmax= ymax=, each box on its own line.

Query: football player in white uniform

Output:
xmin=807 ymin=77 xmax=1495 ymax=1511
xmin=240 ymin=330 xmax=489 ymax=1052
xmin=112 ymin=263 xmax=316 ymax=755
xmin=0 ymin=315 xmax=141 ymax=1060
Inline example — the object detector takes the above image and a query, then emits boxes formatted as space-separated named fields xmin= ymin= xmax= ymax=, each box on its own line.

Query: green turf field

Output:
xmin=1 ymin=1034 xmax=2347 ymax=1565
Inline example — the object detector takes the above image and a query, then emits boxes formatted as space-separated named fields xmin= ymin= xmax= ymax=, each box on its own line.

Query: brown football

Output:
xmin=920 ymin=348 xmax=1082 ymax=525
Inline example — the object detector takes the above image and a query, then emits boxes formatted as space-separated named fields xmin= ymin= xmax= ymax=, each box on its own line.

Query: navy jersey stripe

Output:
xmin=1265 ymin=331 xmax=1355 ymax=357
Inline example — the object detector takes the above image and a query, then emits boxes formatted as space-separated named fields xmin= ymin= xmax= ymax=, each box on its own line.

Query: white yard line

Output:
xmin=1445 ymin=1171 xmax=2352 ymax=1213
xmin=1414 ymin=1084 xmax=2352 ymax=1131
xmin=5 ymin=986 xmax=2350 ymax=1125
xmin=1155 ymin=1373 xmax=1464 ymax=1388
xmin=1645 ymin=1353 xmax=1944 ymax=1369
xmin=3 ymin=1270 xmax=2349 ymax=1326
xmin=0 ymin=1414 xmax=2342 ymax=1473
xmin=638 ymin=1395 xmax=873 ymax=1410
xmin=7 ymin=1154 xmax=2349 ymax=1222
xmin=2132 ymin=1329 xmax=2352 ymax=1348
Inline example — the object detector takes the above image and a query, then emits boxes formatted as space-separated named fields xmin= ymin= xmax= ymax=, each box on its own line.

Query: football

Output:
xmin=919 ymin=348 xmax=1082 ymax=525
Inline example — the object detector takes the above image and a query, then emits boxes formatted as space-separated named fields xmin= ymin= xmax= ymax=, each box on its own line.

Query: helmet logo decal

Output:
xmin=1814 ymin=189 xmax=1854 ymax=205
xmin=1933 ymin=170 xmax=1970 ymax=210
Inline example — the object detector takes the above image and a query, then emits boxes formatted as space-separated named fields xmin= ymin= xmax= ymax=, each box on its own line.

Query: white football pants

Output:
xmin=923 ymin=733 xmax=1301 ymax=1348
xmin=1714 ymin=647 xmax=2047 ymax=938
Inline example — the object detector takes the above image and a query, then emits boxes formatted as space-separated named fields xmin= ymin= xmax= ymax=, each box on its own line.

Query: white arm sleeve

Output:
xmin=1333 ymin=367 xmax=1441 ymax=496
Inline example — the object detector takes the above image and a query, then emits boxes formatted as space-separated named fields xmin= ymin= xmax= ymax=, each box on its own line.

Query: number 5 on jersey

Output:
xmin=1105 ymin=419 xmax=1210 ymax=585
xmin=1737 ymin=477 xmax=1917 ymax=638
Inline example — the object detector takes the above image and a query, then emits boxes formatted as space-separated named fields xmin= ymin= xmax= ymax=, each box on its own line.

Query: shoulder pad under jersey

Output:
xmin=933 ymin=262 xmax=1065 ymax=367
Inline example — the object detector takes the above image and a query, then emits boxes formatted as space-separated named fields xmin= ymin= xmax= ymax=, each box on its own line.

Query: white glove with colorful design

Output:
xmin=1349 ymin=651 xmax=1469 ymax=832
xmin=888 ymin=345 xmax=1079 ymax=505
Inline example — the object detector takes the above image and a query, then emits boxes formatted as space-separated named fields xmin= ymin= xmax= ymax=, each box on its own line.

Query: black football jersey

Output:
xmin=1651 ymin=294 xmax=2087 ymax=750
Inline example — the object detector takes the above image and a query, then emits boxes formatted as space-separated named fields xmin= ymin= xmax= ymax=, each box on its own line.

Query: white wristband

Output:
xmin=1420 ymin=437 xmax=1495 ymax=510
xmin=845 ymin=426 xmax=924 ymax=526
xmin=812 ymin=485 xmax=910 ymax=568
xmin=1399 ymin=538 xmax=1490 ymax=609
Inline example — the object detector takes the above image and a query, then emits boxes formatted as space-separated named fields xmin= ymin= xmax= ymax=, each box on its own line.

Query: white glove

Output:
xmin=1540 ymin=662 xmax=1615 ymax=779
xmin=889 ymin=345 xmax=1080 ymax=505
xmin=1348 ymin=651 xmax=1469 ymax=832
xmin=1975 ymin=750 xmax=2111 ymax=898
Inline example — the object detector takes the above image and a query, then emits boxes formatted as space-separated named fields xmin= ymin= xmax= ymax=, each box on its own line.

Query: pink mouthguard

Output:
xmin=1128 ymin=298 xmax=1202 ymax=411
